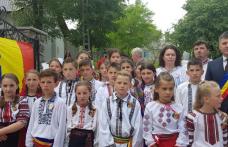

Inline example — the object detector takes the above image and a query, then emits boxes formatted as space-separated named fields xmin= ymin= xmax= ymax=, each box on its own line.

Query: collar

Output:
xmin=41 ymin=93 xmax=56 ymax=102
xmin=202 ymin=58 xmax=209 ymax=65
xmin=223 ymin=56 xmax=228 ymax=62
xmin=112 ymin=92 xmax=129 ymax=102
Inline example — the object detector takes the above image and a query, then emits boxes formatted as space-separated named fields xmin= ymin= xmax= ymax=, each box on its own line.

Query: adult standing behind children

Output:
xmin=192 ymin=40 xmax=211 ymax=80
xmin=156 ymin=45 xmax=187 ymax=87
xmin=205 ymin=31 xmax=228 ymax=113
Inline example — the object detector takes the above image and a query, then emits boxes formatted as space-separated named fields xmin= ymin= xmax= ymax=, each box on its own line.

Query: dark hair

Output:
xmin=159 ymin=45 xmax=182 ymax=67
xmin=120 ymin=58 xmax=135 ymax=77
xmin=219 ymin=31 xmax=228 ymax=42
xmin=187 ymin=59 xmax=203 ymax=70
xmin=63 ymin=57 xmax=77 ymax=68
xmin=153 ymin=72 xmax=175 ymax=101
xmin=0 ymin=73 xmax=20 ymax=108
xmin=107 ymin=62 xmax=121 ymax=71
xmin=72 ymin=81 xmax=95 ymax=116
xmin=193 ymin=40 xmax=209 ymax=50
xmin=107 ymin=48 xmax=121 ymax=60
xmin=39 ymin=69 xmax=58 ymax=82
xmin=79 ymin=59 xmax=93 ymax=69
xmin=75 ymin=50 xmax=91 ymax=60
xmin=48 ymin=58 xmax=62 ymax=68
xmin=140 ymin=62 xmax=156 ymax=89
xmin=25 ymin=69 xmax=42 ymax=96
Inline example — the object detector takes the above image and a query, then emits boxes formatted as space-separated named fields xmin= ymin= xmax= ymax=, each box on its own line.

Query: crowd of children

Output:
xmin=0 ymin=45 xmax=228 ymax=147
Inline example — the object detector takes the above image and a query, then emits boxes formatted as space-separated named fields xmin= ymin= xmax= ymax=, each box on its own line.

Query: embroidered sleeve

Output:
xmin=16 ymin=99 xmax=30 ymax=124
xmin=219 ymin=111 xmax=228 ymax=146
xmin=186 ymin=112 xmax=196 ymax=146
xmin=143 ymin=103 xmax=156 ymax=146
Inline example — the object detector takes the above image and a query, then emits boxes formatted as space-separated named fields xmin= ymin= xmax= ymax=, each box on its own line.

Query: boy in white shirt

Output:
xmin=26 ymin=69 xmax=67 ymax=147
xmin=176 ymin=59 xmax=204 ymax=115
xmin=99 ymin=71 xmax=143 ymax=147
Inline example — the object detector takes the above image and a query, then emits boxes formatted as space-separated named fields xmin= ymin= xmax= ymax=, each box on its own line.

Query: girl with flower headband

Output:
xmin=143 ymin=72 xmax=188 ymax=147
xmin=96 ymin=57 xmax=109 ymax=82
xmin=186 ymin=81 xmax=228 ymax=147
xmin=0 ymin=73 xmax=30 ymax=146
xmin=65 ymin=81 xmax=97 ymax=147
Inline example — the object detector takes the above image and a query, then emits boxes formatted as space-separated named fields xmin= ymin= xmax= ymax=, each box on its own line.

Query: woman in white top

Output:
xmin=156 ymin=45 xmax=188 ymax=87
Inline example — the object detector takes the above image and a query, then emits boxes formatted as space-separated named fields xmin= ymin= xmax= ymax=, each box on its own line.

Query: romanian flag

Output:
xmin=0 ymin=37 xmax=34 ymax=91
xmin=220 ymin=73 xmax=228 ymax=100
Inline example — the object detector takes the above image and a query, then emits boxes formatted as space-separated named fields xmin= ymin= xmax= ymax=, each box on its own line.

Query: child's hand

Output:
xmin=0 ymin=135 xmax=7 ymax=142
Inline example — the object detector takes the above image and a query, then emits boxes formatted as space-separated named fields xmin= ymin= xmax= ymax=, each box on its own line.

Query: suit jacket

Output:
xmin=205 ymin=57 xmax=224 ymax=84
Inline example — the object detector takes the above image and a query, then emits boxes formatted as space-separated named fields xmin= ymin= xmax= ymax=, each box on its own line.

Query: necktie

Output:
xmin=117 ymin=98 xmax=123 ymax=121
xmin=188 ymin=84 xmax=192 ymax=112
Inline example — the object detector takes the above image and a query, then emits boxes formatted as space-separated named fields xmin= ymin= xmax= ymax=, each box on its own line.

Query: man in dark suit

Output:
xmin=205 ymin=31 xmax=228 ymax=113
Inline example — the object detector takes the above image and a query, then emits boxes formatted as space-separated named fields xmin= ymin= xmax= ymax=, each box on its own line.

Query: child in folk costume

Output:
xmin=176 ymin=59 xmax=204 ymax=115
xmin=0 ymin=73 xmax=30 ymax=147
xmin=107 ymin=48 xmax=122 ymax=64
xmin=143 ymin=72 xmax=188 ymax=147
xmin=140 ymin=62 xmax=156 ymax=107
xmin=75 ymin=50 xmax=90 ymax=79
xmin=96 ymin=57 xmax=109 ymax=82
xmin=99 ymin=71 xmax=143 ymax=147
xmin=19 ymin=70 xmax=41 ymax=147
xmin=26 ymin=69 xmax=67 ymax=147
xmin=186 ymin=81 xmax=228 ymax=147
xmin=55 ymin=57 xmax=78 ymax=107
xmin=66 ymin=81 xmax=97 ymax=147
xmin=48 ymin=58 xmax=63 ymax=80
xmin=79 ymin=59 xmax=103 ymax=105
xmin=95 ymin=62 xmax=120 ymax=109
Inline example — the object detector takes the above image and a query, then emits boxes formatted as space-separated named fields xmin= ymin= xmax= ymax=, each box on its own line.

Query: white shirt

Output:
xmin=186 ymin=110 xmax=227 ymax=147
xmin=99 ymin=93 xmax=143 ymax=147
xmin=156 ymin=66 xmax=188 ymax=86
xmin=26 ymin=96 xmax=67 ymax=147
xmin=55 ymin=80 xmax=77 ymax=107
xmin=89 ymin=79 xmax=103 ymax=104
xmin=175 ymin=81 xmax=198 ymax=115
xmin=21 ymin=95 xmax=39 ymax=113
xmin=143 ymin=84 xmax=155 ymax=106
xmin=143 ymin=101 xmax=188 ymax=146
xmin=65 ymin=104 xmax=97 ymax=146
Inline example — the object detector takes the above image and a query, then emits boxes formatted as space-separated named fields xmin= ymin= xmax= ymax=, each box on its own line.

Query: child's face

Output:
xmin=76 ymin=85 xmax=90 ymax=107
xmin=121 ymin=63 xmax=133 ymax=73
xmin=49 ymin=61 xmax=62 ymax=73
xmin=135 ymin=65 xmax=142 ymax=79
xmin=77 ymin=53 xmax=89 ymax=64
xmin=99 ymin=63 xmax=108 ymax=79
xmin=107 ymin=67 xmax=118 ymax=83
xmin=1 ymin=78 xmax=18 ymax=98
xmin=155 ymin=80 xmax=174 ymax=103
xmin=187 ymin=65 xmax=203 ymax=84
xmin=63 ymin=63 xmax=77 ymax=80
xmin=206 ymin=87 xmax=222 ymax=110
xmin=114 ymin=75 xmax=131 ymax=98
xmin=110 ymin=52 xmax=121 ymax=64
xmin=80 ymin=65 xmax=94 ymax=81
xmin=40 ymin=76 xmax=57 ymax=97
xmin=141 ymin=69 xmax=155 ymax=84
xmin=26 ymin=73 xmax=39 ymax=91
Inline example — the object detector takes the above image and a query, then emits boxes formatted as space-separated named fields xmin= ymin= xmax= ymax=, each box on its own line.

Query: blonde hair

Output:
xmin=194 ymin=80 xmax=220 ymax=110
xmin=116 ymin=70 xmax=132 ymax=82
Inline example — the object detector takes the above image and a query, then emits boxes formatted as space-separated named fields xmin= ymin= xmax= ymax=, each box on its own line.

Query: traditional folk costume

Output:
xmin=55 ymin=80 xmax=77 ymax=107
xmin=88 ymin=79 xmax=103 ymax=105
xmin=143 ymin=101 xmax=188 ymax=147
xmin=143 ymin=84 xmax=155 ymax=107
xmin=99 ymin=92 xmax=143 ymax=147
xmin=25 ymin=94 xmax=67 ymax=147
xmin=66 ymin=104 xmax=97 ymax=147
xmin=95 ymin=82 xmax=113 ymax=109
xmin=175 ymin=81 xmax=198 ymax=115
xmin=156 ymin=66 xmax=188 ymax=87
xmin=186 ymin=110 xmax=228 ymax=147
xmin=0 ymin=97 xmax=30 ymax=147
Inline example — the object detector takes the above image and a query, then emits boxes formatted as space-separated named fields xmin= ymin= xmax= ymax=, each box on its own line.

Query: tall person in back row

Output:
xmin=205 ymin=31 xmax=228 ymax=113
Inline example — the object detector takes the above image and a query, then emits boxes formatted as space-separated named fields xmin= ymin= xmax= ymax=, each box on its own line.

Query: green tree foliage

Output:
xmin=12 ymin=0 xmax=123 ymax=48
xmin=167 ymin=0 xmax=228 ymax=58
xmin=107 ymin=1 xmax=161 ymax=54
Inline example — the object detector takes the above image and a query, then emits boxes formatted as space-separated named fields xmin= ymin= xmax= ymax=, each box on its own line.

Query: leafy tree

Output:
xmin=107 ymin=0 xmax=161 ymax=54
xmin=167 ymin=0 xmax=228 ymax=58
